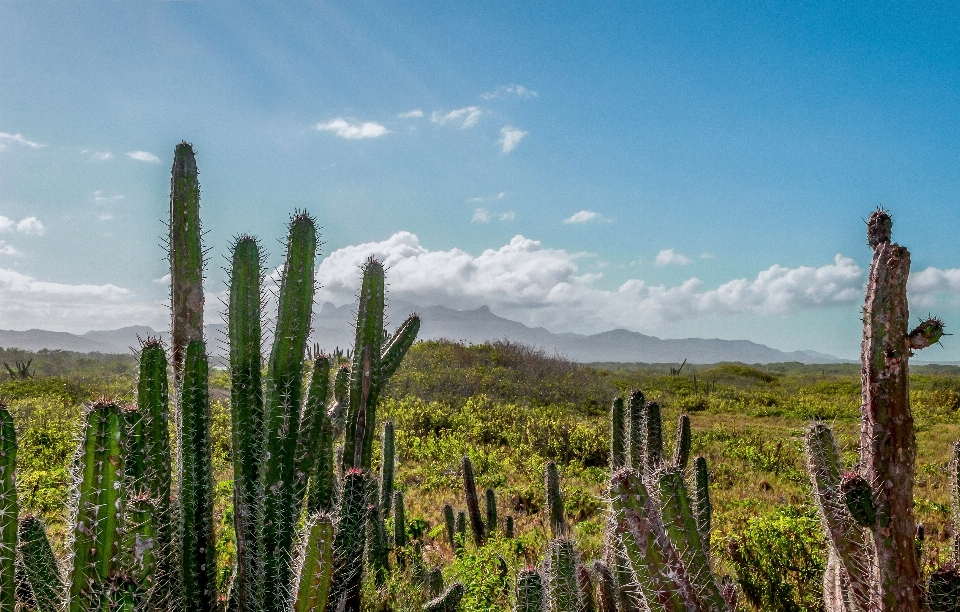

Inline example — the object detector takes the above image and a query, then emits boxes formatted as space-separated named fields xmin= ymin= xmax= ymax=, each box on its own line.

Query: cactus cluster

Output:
xmin=806 ymin=209 xmax=946 ymax=612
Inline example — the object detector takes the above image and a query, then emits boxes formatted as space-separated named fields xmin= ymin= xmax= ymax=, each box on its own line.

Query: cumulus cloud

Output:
xmin=126 ymin=151 xmax=160 ymax=163
xmin=564 ymin=210 xmax=604 ymax=224
xmin=0 ymin=241 xmax=19 ymax=256
xmin=314 ymin=232 xmax=867 ymax=335
xmin=431 ymin=107 xmax=483 ymax=128
xmin=499 ymin=126 xmax=527 ymax=153
xmin=655 ymin=249 xmax=692 ymax=266
xmin=0 ymin=266 xmax=166 ymax=332
xmin=0 ymin=132 xmax=44 ymax=150
xmin=481 ymin=84 xmax=538 ymax=99
xmin=471 ymin=208 xmax=491 ymax=223
xmin=398 ymin=110 xmax=424 ymax=118
xmin=315 ymin=118 xmax=389 ymax=140
xmin=908 ymin=267 xmax=960 ymax=307
xmin=0 ymin=215 xmax=45 ymax=235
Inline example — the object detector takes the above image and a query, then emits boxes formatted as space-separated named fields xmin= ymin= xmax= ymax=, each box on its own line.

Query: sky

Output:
xmin=1 ymin=1 xmax=959 ymax=360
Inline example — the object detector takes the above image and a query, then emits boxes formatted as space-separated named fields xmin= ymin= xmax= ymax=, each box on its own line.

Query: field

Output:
xmin=4 ymin=341 xmax=960 ymax=611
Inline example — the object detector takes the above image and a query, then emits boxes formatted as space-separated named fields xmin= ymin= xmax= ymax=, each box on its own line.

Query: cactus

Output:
xmin=121 ymin=495 xmax=158 ymax=602
xmin=455 ymin=512 xmax=467 ymax=554
xmin=367 ymin=503 xmax=391 ymax=587
xmin=545 ymin=461 xmax=565 ymax=538
xmin=462 ymin=456 xmax=485 ymax=546
xmin=169 ymin=141 xmax=204 ymax=382
xmin=443 ymin=504 xmax=456 ymax=550
xmin=293 ymin=513 xmax=334 ymax=612
xmin=546 ymin=538 xmax=579 ymax=612
xmin=394 ymin=491 xmax=408 ymax=566
xmin=589 ymin=561 xmax=617 ymax=612
xmin=485 ymin=488 xmax=498 ymax=537
xmin=805 ymin=209 xmax=944 ymax=612
xmin=296 ymin=355 xmax=332 ymax=512
xmin=692 ymin=455 xmax=711 ymax=543
xmin=927 ymin=565 xmax=960 ymax=612
xmin=576 ymin=565 xmax=596 ymax=612
xmin=609 ymin=397 xmax=626 ymax=470
xmin=425 ymin=567 xmax=444 ymax=600
xmin=673 ymin=414 xmax=691 ymax=470
xmin=515 ymin=568 xmax=545 ymax=612
xmin=179 ymin=340 xmax=217 ymax=612
xmin=505 ymin=516 xmax=514 ymax=540
xmin=331 ymin=469 xmax=368 ymax=612
xmin=1 ymin=404 xmax=18 ymax=612
xmin=423 ymin=582 xmax=465 ymax=612
xmin=643 ymin=400 xmax=663 ymax=472
xmin=18 ymin=516 xmax=64 ymax=612
xmin=380 ymin=421 xmax=395 ymax=518
xmin=626 ymin=390 xmax=644 ymax=471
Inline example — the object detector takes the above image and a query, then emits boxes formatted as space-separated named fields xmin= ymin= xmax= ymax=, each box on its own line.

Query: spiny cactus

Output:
xmin=515 ymin=567 xmax=545 ymax=612
xmin=443 ymin=504 xmax=456 ymax=550
xmin=806 ymin=209 xmax=944 ymax=612
xmin=380 ymin=421 xmax=395 ymax=519
xmin=293 ymin=513 xmax=334 ymax=612
xmin=576 ymin=565 xmax=596 ymax=612
xmin=673 ymin=413 xmax=691 ymax=470
xmin=462 ymin=455 xmax=486 ymax=547
xmin=485 ymin=488 xmax=498 ymax=537
xmin=367 ymin=503 xmax=391 ymax=587
xmin=169 ymin=141 xmax=204 ymax=382
xmin=546 ymin=538 xmax=579 ymax=612
xmin=331 ymin=469 xmax=369 ymax=612
xmin=589 ymin=561 xmax=617 ymax=612
xmin=423 ymin=582 xmax=465 ymax=612
xmin=626 ymin=390 xmax=644 ymax=471
xmin=455 ymin=511 xmax=467 ymax=555
xmin=545 ymin=461 xmax=565 ymax=538
xmin=121 ymin=495 xmax=158 ymax=604
xmin=0 ymin=403 xmax=18 ymax=612
xmin=18 ymin=516 xmax=64 ymax=612
xmin=609 ymin=397 xmax=626 ymax=470
xmin=296 ymin=355 xmax=332 ymax=512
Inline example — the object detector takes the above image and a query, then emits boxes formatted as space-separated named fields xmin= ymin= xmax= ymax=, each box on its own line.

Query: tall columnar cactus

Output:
xmin=462 ymin=455 xmax=486 ymax=546
xmin=545 ymin=461 xmax=565 ymax=538
xmin=626 ymin=390 xmax=644 ymax=471
xmin=18 ymin=516 xmax=64 ymax=612
xmin=121 ymin=495 xmax=158 ymax=604
xmin=609 ymin=397 xmax=626 ymax=470
xmin=485 ymin=488 xmax=498 ymax=537
xmin=331 ymin=469 xmax=369 ymax=612
xmin=367 ymin=503 xmax=391 ymax=587
xmin=293 ymin=513 xmax=334 ymax=612
xmin=179 ymin=340 xmax=217 ymax=612
xmin=0 ymin=404 xmax=18 ymax=612
xmin=295 ymin=355 xmax=331 ymax=511
xmin=380 ymin=421 xmax=395 ymax=518
xmin=260 ymin=213 xmax=318 ymax=610
xmin=546 ymin=538 xmax=579 ymax=612
xmin=805 ymin=209 xmax=944 ymax=612
xmin=515 ymin=568 xmax=545 ymax=612
xmin=169 ymin=141 xmax=204 ymax=381
xmin=69 ymin=400 xmax=125 ymax=612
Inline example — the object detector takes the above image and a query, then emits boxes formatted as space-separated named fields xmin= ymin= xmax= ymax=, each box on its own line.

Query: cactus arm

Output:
xmin=422 ymin=582 xmax=465 ymax=612
xmin=485 ymin=488 xmax=497 ymax=537
xmin=292 ymin=513 xmax=334 ymax=612
xmin=261 ymin=213 xmax=318 ymax=610
xmin=379 ymin=421 xmax=395 ymax=518
xmin=643 ymin=401 xmax=664 ymax=473
xmin=627 ymin=391 xmax=644 ymax=472
xmin=69 ymin=401 xmax=125 ymax=612
xmin=367 ymin=503 xmax=390 ymax=586
xmin=610 ymin=397 xmax=626 ymax=470
xmin=1 ymin=405 xmax=19 ymax=612
xmin=380 ymin=314 xmax=420 ymax=380
xmin=655 ymin=469 xmax=727 ymax=610
xmin=18 ymin=516 xmax=64 ymax=612
xmin=545 ymin=461 xmax=565 ymax=538
xmin=179 ymin=341 xmax=217 ymax=612
xmin=294 ymin=355 xmax=330 ymax=510
xmin=169 ymin=141 xmax=204 ymax=381
xmin=547 ymin=537 xmax=580 ymax=612
xmin=805 ymin=424 xmax=871 ymax=610
xmin=515 ymin=568 xmax=545 ymax=612
xmin=859 ymin=209 xmax=922 ymax=610
xmin=609 ymin=469 xmax=697 ymax=612
xmin=462 ymin=456 xmax=486 ymax=546
xmin=673 ymin=414 xmax=691 ymax=471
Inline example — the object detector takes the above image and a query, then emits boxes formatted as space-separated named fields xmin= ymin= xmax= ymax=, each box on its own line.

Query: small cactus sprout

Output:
xmin=423 ymin=582 xmax=465 ymax=612
xmin=18 ymin=516 xmax=64 ymax=612
xmin=673 ymin=414 xmax=691 ymax=471
xmin=293 ymin=513 xmax=334 ymax=612
xmin=927 ymin=564 xmax=960 ymax=612
xmin=840 ymin=472 xmax=877 ymax=527
xmin=443 ymin=504 xmax=456 ymax=550
xmin=547 ymin=537 xmax=579 ymax=612
xmin=0 ymin=403 xmax=17 ymax=612
xmin=610 ymin=397 xmax=626 ymax=470
xmin=462 ymin=456 xmax=486 ymax=546
xmin=380 ymin=421 xmax=395 ymax=519
xmin=485 ymin=488 xmax=498 ymax=537
xmin=627 ymin=390 xmax=644 ymax=471
xmin=515 ymin=567 xmax=545 ymax=612
xmin=545 ymin=461 xmax=565 ymax=538
xmin=169 ymin=141 xmax=204 ymax=382
xmin=908 ymin=316 xmax=946 ymax=350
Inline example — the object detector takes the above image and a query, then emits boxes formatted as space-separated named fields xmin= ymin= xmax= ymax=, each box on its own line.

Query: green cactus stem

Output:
xmin=443 ymin=504 xmax=456 ymax=550
xmin=547 ymin=537 xmax=579 ymax=612
xmin=455 ymin=512 xmax=467 ymax=555
xmin=576 ymin=565 xmax=596 ymax=612
xmin=610 ymin=397 xmax=626 ymax=470
xmin=927 ymin=565 xmax=960 ymax=612
xmin=261 ymin=213 xmax=318 ymax=611
xmin=169 ymin=141 xmax=204 ymax=382
xmin=0 ymin=404 xmax=17 ymax=612
xmin=589 ymin=561 xmax=616 ymax=612
xmin=331 ymin=470 xmax=368 ymax=612
xmin=505 ymin=516 xmax=514 ymax=540
xmin=627 ymin=390 xmax=644 ymax=471
xmin=381 ymin=314 xmax=421 ymax=380
xmin=643 ymin=401 xmax=664 ymax=472
xmin=692 ymin=455 xmax=712 ymax=545
xmin=295 ymin=355 xmax=331 ymax=509
xmin=293 ymin=513 xmax=334 ymax=612
xmin=334 ymin=364 xmax=349 ymax=405
xmin=121 ymin=495 xmax=157 ymax=600
xmin=841 ymin=472 xmax=877 ymax=527
xmin=306 ymin=402 xmax=335 ymax=516
xmin=99 ymin=575 xmax=141 ymax=612
xmin=485 ymin=488 xmax=498 ymax=537
xmin=462 ymin=456 xmax=486 ymax=547
xmin=545 ymin=461 xmax=565 ymax=538
xmin=394 ymin=492 xmax=408 ymax=566
xmin=18 ymin=516 xmax=64 ymax=612
xmin=367 ymin=504 xmax=390 ymax=587
xmin=673 ymin=414 xmax=691 ymax=470
xmin=515 ymin=568 xmax=545 ymax=612
xmin=69 ymin=400 xmax=125 ymax=612
xmin=423 ymin=582 xmax=465 ymax=612
xmin=179 ymin=340 xmax=217 ymax=612
xmin=380 ymin=421 xmax=395 ymax=518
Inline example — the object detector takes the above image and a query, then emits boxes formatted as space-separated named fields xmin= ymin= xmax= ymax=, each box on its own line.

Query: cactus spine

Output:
xmin=805 ymin=209 xmax=944 ymax=612
xmin=515 ymin=567 xmax=545 ymax=612
xmin=169 ymin=141 xmax=204 ymax=382
xmin=0 ymin=404 xmax=17 ymax=612
xmin=18 ymin=516 xmax=64 ymax=612
xmin=293 ymin=513 xmax=334 ymax=612
xmin=423 ymin=582 xmax=465 ymax=612
xmin=609 ymin=397 xmax=626 ymax=470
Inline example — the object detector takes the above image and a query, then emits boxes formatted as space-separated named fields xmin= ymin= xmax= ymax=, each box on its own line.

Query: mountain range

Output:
xmin=0 ymin=300 xmax=844 ymax=364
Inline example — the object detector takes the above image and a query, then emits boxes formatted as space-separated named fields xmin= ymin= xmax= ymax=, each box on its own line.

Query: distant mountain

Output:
xmin=1 ymin=301 xmax=844 ymax=364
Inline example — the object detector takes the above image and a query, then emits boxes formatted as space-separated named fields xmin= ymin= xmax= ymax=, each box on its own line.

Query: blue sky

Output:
xmin=1 ymin=1 xmax=959 ymax=360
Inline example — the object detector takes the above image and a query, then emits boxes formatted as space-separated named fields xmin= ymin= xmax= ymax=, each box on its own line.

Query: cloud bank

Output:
xmin=316 ymin=118 xmax=389 ymax=140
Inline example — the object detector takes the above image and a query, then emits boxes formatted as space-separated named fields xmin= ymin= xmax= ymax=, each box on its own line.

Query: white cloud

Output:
xmin=471 ymin=208 xmax=491 ymax=223
xmin=431 ymin=107 xmax=483 ymax=129
xmin=0 ymin=216 xmax=12 ymax=232
xmin=564 ymin=210 xmax=601 ymax=224
xmin=0 ymin=132 xmax=44 ymax=150
xmin=908 ymin=267 xmax=960 ymax=307
xmin=315 ymin=118 xmax=389 ymax=140
xmin=127 ymin=151 xmax=160 ymax=163
xmin=94 ymin=191 xmax=125 ymax=205
xmin=153 ymin=273 xmax=171 ymax=284
xmin=655 ymin=249 xmax=692 ymax=266
xmin=467 ymin=192 xmax=506 ymax=203
xmin=15 ymin=217 xmax=45 ymax=236
xmin=314 ymin=232 xmax=867 ymax=335
xmin=0 ymin=241 xmax=19 ymax=256
xmin=481 ymin=84 xmax=539 ymax=99
xmin=498 ymin=211 xmax=517 ymax=221
xmin=499 ymin=126 xmax=527 ymax=153
xmin=398 ymin=110 xmax=424 ymax=118
xmin=82 ymin=150 xmax=113 ymax=161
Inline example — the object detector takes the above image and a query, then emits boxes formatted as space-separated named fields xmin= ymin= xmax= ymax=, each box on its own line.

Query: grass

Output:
xmin=5 ymin=340 xmax=960 ymax=611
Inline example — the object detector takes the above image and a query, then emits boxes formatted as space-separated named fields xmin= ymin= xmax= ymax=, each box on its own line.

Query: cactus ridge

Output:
xmin=292 ymin=513 xmax=334 ymax=612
